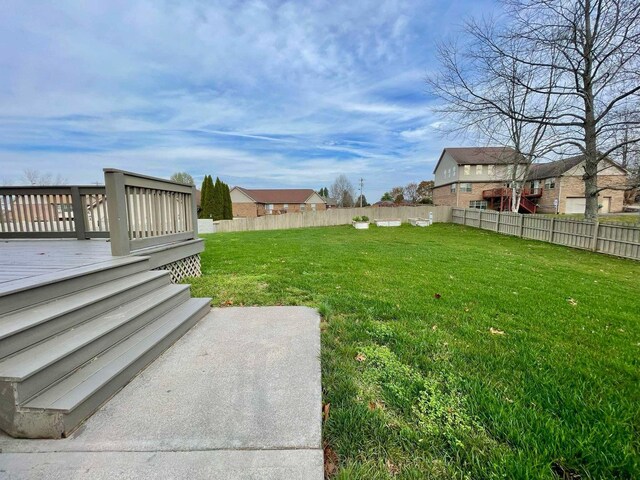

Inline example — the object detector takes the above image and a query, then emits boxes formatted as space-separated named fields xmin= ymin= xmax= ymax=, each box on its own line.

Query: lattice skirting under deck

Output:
xmin=154 ymin=254 xmax=202 ymax=283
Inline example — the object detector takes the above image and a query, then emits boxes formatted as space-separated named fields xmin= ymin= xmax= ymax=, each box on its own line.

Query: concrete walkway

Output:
xmin=0 ymin=307 xmax=323 ymax=479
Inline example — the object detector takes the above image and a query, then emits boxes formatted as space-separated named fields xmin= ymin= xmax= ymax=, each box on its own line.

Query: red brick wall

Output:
xmin=558 ymin=176 xmax=626 ymax=213
xmin=232 ymin=203 xmax=258 ymax=218
xmin=433 ymin=182 xmax=503 ymax=208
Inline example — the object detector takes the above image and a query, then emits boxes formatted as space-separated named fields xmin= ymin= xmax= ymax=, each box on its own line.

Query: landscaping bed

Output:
xmin=190 ymin=224 xmax=640 ymax=479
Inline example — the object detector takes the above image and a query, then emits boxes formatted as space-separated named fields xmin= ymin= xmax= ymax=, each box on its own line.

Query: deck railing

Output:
xmin=0 ymin=186 xmax=109 ymax=239
xmin=104 ymin=169 xmax=198 ymax=255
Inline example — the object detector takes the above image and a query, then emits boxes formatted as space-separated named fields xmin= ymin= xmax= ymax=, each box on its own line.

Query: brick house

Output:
xmin=528 ymin=154 xmax=628 ymax=214
xmin=432 ymin=147 xmax=539 ymax=212
xmin=433 ymin=147 xmax=629 ymax=214
xmin=229 ymin=187 xmax=327 ymax=218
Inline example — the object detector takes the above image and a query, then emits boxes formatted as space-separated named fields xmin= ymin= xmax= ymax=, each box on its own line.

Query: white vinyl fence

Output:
xmin=452 ymin=208 xmax=640 ymax=261
xmin=199 ymin=206 xmax=451 ymax=233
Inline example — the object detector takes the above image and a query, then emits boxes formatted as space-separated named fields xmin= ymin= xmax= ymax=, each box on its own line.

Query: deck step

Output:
xmin=0 ymin=257 xmax=151 ymax=315
xmin=0 ymin=270 xmax=171 ymax=359
xmin=0 ymin=284 xmax=191 ymax=403
xmin=19 ymin=298 xmax=210 ymax=438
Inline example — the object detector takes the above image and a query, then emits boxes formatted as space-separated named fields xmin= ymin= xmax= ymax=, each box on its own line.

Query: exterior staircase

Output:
xmin=0 ymin=256 xmax=210 ymax=439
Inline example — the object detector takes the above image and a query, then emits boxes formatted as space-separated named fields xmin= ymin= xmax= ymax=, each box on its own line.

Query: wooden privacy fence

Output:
xmin=104 ymin=169 xmax=198 ymax=256
xmin=0 ymin=186 xmax=109 ymax=239
xmin=452 ymin=208 xmax=640 ymax=261
xmin=208 ymin=206 xmax=452 ymax=233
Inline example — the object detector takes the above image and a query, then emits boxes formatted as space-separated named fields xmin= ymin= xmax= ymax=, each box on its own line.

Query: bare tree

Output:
xmin=429 ymin=0 xmax=640 ymax=219
xmin=389 ymin=186 xmax=405 ymax=203
xmin=330 ymin=175 xmax=355 ymax=207
xmin=404 ymin=182 xmax=419 ymax=204
xmin=22 ymin=169 xmax=67 ymax=185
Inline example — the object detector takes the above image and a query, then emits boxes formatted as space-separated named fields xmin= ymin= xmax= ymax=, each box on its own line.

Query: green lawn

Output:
xmin=189 ymin=224 xmax=640 ymax=479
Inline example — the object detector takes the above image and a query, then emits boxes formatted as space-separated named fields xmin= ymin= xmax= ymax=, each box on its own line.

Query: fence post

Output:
xmin=104 ymin=170 xmax=131 ymax=256
xmin=496 ymin=211 xmax=501 ymax=232
xmin=591 ymin=221 xmax=600 ymax=252
xmin=518 ymin=213 xmax=524 ymax=237
xmin=70 ymin=186 xmax=87 ymax=240
xmin=462 ymin=208 xmax=467 ymax=225
xmin=549 ymin=217 xmax=556 ymax=243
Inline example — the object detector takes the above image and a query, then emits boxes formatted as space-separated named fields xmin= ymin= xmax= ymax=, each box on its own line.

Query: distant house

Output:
xmin=433 ymin=147 xmax=629 ymax=214
xmin=322 ymin=197 xmax=338 ymax=209
xmin=229 ymin=187 xmax=327 ymax=217
xmin=432 ymin=147 xmax=537 ymax=212
xmin=528 ymin=154 xmax=628 ymax=214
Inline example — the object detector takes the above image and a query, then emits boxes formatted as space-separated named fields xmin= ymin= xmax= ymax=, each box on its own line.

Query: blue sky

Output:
xmin=0 ymin=0 xmax=500 ymax=200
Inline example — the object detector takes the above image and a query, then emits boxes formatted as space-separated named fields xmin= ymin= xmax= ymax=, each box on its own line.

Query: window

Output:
xmin=460 ymin=183 xmax=472 ymax=192
xmin=266 ymin=204 xmax=273 ymax=214
xmin=469 ymin=200 xmax=488 ymax=209
xmin=283 ymin=203 xmax=289 ymax=211
xmin=450 ymin=183 xmax=457 ymax=193
xmin=464 ymin=165 xmax=471 ymax=175
xmin=476 ymin=164 xmax=483 ymax=175
xmin=311 ymin=203 xmax=316 ymax=211
xmin=300 ymin=203 xmax=305 ymax=212
xmin=544 ymin=178 xmax=556 ymax=189
xmin=487 ymin=165 xmax=495 ymax=176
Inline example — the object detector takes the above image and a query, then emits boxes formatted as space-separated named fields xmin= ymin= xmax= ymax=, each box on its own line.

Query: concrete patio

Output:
xmin=0 ymin=306 xmax=323 ymax=479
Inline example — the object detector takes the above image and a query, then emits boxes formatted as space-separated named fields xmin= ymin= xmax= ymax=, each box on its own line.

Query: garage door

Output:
xmin=565 ymin=197 xmax=586 ymax=214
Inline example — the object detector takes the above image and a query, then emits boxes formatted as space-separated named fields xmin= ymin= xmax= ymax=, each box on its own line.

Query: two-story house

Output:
xmin=432 ymin=147 xmax=539 ymax=212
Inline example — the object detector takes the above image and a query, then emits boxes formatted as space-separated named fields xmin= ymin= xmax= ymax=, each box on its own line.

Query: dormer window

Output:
xmin=464 ymin=165 xmax=471 ymax=175
xmin=476 ymin=165 xmax=483 ymax=175
xmin=487 ymin=165 xmax=495 ymax=176
xmin=545 ymin=177 xmax=556 ymax=189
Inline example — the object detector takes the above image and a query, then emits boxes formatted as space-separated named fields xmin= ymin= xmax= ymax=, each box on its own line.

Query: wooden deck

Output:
xmin=0 ymin=240 xmax=114 ymax=289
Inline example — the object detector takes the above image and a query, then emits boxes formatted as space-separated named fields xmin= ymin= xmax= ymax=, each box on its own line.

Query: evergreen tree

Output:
xmin=204 ymin=175 xmax=215 ymax=218
xmin=212 ymin=177 xmax=225 ymax=220
xmin=199 ymin=176 xmax=209 ymax=219
xmin=223 ymin=182 xmax=233 ymax=219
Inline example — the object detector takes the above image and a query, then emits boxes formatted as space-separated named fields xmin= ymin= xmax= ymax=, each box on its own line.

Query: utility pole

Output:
xmin=359 ymin=178 xmax=364 ymax=207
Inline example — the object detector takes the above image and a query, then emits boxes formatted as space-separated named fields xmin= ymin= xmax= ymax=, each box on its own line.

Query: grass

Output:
xmin=189 ymin=224 xmax=640 ymax=479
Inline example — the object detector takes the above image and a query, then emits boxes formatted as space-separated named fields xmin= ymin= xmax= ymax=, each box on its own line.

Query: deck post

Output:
xmin=191 ymin=185 xmax=199 ymax=236
xmin=591 ymin=221 xmax=600 ymax=252
xmin=104 ymin=171 xmax=131 ymax=256
xmin=70 ymin=186 xmax=87 ymax=240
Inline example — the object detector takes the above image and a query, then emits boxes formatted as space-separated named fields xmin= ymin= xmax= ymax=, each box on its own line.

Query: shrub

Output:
xmin=353 ymin=215 xmax=369 ymax=222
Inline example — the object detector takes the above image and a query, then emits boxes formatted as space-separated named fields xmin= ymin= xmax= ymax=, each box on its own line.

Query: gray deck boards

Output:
xmin=0 ymin=240 xmax=114 ymax=290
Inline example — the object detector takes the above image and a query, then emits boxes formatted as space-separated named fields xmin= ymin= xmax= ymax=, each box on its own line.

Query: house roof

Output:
xmin=233 ymin=187 xmax=323 ymax=204
xmin=433 ymin=146 xmax=527 ymax=174
xmin=528 ymin=154 xmax=627 ymax=180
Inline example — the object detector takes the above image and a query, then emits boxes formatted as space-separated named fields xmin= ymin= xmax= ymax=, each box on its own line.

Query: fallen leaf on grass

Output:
xmin=355 ymin=353 xmax=366 ymax=362
xmin=324 ymin=444 xmax=338 ymax=477
xmin=432 ymin=325 xmax=438 ymax=331
xmin=490 ymin=327 xmax=505 ymax=335
xmin=386 ymin=459 xmax=399 ymax=475
xmin=567 ymin=298 xmax=578 ymax=306
xmin=322 ymin=403 xmax=330 ymax=422
xmin=221 ymin=299 xmax=234 ymax=306
xmin=433 ymin=293 xmax=441 ymax=299
xmin=368 ymin=401 xmax=384 ymax=411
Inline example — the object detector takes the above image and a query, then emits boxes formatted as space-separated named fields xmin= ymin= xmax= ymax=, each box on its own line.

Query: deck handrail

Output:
xmin=0 ymin=185 xmax=108 ymax=239
xmin=104 ymin=169 xmax=198 ymax=256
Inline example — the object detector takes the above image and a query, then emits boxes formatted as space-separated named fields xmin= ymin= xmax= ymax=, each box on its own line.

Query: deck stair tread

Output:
xmin=0 ymin=284 xmax=190 ymax=381
xmin=0 ymin=270 xmax=169 ymax=340
xmin=0 ymin=256 xmax=149 ymax=298
xmin=23 ymin=298 xmax=211 ymax=412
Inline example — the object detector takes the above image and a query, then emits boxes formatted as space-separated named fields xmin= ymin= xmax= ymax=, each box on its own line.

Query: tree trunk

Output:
xmin=582 ymin=0 xmax=599 ymax=221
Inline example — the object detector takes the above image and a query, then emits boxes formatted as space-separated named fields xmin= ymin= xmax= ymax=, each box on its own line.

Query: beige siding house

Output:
xmin=528 ymin=154 xmax=628 ymax=214
xmin=230 ymin=187 xmax=327 ymax=218
xmin=432 ymin=147 xmax=536 ymax=212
